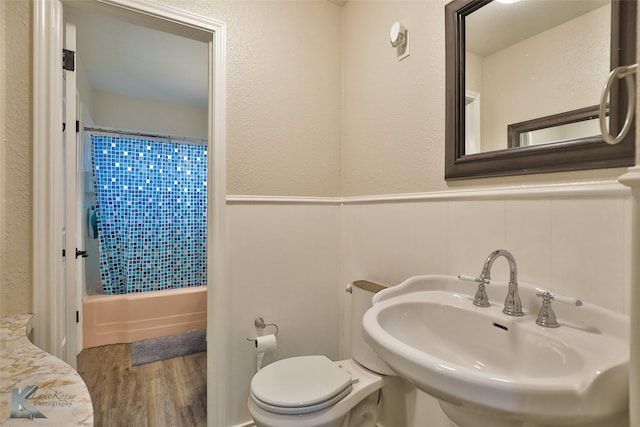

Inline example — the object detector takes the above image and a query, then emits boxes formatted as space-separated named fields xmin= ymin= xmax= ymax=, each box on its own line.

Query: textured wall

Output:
xmin=0 ymin=0 xmax=32 ymax=317
xmin=158 ymin=0 xmax=343 ymax=197
xmin=480 ymin=5 xmax=610 ymax=152
xmin=92 ymin=90 xmax=208 ymax=139
xmin=0 ymin=0 xmax=4 ymax=315
xmin=341 ymin=0 xmax=627 ymax=196
xmin=342 ymin=0 xmax=446 ymax=196
xmin=76 ymin=60 xmax=94 ymax=118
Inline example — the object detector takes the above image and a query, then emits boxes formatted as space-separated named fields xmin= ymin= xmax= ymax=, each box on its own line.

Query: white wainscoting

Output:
xmin=340 ymin=181 xmax=631 ymax=314
xmin=227 ymin=181 xmax=631 ymax=427
xmin=341 ymin=181 xmax=631 ymax=426
xmin=227 ymin=201 xmax=342 ymax=424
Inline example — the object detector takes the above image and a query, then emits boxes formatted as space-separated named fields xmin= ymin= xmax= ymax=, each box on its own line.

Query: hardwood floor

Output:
xmin=77 ymin=344 xmax=207 ymax=427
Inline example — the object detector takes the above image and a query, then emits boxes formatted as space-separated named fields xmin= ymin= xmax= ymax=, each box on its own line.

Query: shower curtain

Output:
xmin=91 ymin=134 xmax=207 ymax=295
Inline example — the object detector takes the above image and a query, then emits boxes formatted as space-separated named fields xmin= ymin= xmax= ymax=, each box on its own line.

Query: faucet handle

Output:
xmin=552 ymin=294 xmax=583 ymax=307
xmin=535 ymin=290 xmax=582 ymax=328
xmin=458 ymin=274 xmax=490 ymax=307
xmin=536 ymin=290 xmax=583 ymax=306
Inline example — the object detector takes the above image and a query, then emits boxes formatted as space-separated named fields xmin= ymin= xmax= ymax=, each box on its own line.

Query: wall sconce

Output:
xmin=390 ymin=22 xmax=409 ymax=61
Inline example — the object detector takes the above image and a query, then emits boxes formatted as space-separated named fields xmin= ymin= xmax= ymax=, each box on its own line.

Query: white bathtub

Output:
xmin=82 ymin=286 xmax=207 ymax=348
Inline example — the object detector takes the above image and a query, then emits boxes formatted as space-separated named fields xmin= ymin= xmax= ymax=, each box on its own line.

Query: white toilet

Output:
xmin=248 ymin=281 xmax=396 ymax=427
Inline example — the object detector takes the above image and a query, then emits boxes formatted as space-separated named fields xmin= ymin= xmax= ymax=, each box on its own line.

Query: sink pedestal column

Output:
xmin=618 ymin=165 xmax=640 ymax=427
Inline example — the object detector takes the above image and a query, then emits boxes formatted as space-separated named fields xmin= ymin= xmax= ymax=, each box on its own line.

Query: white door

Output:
xmin=75 ymin=95 xmax=86 ymax=356
xmin=63 ymin=19 xmax=80 ymax=367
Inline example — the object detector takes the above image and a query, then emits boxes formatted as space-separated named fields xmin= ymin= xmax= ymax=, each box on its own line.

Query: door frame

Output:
xmin=63 ymin=17 xmax=78 ymax=366
xmin=33 ymin=0 xmax=229 ymax=425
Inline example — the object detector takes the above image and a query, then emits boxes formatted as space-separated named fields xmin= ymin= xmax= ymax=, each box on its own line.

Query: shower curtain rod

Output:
xmin=84 ymin=126 xmax=207 ymax=145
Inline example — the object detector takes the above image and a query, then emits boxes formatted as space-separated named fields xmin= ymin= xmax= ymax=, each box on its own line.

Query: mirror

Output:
xmin=445 ymin=0 xmax=636 ymax=180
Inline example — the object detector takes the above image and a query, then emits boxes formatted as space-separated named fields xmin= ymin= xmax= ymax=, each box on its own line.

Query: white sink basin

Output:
xmin=362 ymin=275 xmax=629 ymax=425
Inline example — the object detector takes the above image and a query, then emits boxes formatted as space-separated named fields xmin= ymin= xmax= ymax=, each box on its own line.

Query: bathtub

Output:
xmin=82 ymin=286 xmax=207 ymax=348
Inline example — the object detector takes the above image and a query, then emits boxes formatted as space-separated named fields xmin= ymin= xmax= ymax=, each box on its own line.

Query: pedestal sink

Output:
xmin=362 ymin=275 xmax=629 ymax=426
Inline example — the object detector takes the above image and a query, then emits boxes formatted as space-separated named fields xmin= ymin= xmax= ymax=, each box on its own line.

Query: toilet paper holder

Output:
xmin=246 ymin=316 xmax=279 ymax=343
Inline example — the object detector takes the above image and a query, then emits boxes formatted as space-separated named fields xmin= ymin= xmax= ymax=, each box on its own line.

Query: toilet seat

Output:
xmin=250 ymin=355 xmax=354 ymax=415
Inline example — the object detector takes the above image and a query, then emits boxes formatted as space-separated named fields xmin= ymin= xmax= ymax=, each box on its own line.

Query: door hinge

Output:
xmin=75 ymin=249 xmax=88 ymax=259
xmin=62 ymin=249 xmax=66 ymax=258
xmin=76 ymin=120 xmax=80 ymax=133
xmin=76 ymin=311 xmax=80 ymax=323
xmin=63 ymin=49 xmax=75 ymax=71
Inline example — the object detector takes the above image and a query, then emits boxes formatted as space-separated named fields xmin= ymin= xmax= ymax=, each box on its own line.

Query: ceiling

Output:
xmin=466 ymin=0 xmax=609 ymax=57
xmin=66 ymin=6 xmax=209 ymax=108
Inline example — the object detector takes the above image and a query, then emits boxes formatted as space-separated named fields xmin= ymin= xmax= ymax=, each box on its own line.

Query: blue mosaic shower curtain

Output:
xmin=91 ymin=134 xmax=207 ymax=295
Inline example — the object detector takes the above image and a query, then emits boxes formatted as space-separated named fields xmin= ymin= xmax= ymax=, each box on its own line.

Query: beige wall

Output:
xmin=0 ymin=0 xmax=4 ymax=315
xmin=159 ymin=0 xmax=343 ymax=197
xmin=480 ymin=5 xmax=610 ymax=152
xmin=92 ymin=90 xmax=208 ymax=139
xmin=342 ymin=0 xmax=447 ymax=196
xmin=1 ymin=0 xmax=32 ymax=317
xmin=465 ymin=50 xmax=484 ymax=96
xmin=76 ymin=59 xmax=94 ymax=117
xmin=341 ymin=0 xmax=625 ymax=195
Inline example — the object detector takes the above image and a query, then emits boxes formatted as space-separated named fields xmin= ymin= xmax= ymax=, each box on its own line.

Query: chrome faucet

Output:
xmin=535 ymin=290 xmax=583 ymax=328
xmin=479 ymin=249 xmax=523 ymax=316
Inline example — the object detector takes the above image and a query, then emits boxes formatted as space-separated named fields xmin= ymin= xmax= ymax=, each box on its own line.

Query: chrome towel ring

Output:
xmin=600 ymin=63 xmax=638 ymax=145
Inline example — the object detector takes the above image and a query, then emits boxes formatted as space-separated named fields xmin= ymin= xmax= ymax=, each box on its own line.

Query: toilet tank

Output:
xmin=350 ymin=281 xmax=395 ymax=375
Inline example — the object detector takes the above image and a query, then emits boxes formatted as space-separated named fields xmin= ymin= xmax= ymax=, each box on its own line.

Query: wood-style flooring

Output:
xmin=77 ymin=344 xmax=207 ymax=427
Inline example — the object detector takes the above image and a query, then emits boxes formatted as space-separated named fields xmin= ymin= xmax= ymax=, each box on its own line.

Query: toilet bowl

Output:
xmin=248 ymin=357 xmax=386 ymax=427
xmin=247 ymin=281 xmax=396 ymax=427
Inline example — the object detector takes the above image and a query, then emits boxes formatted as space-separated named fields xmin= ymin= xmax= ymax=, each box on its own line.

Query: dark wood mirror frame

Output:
xmin=507 ymin=105 xmax=605 ymax=149
xmin=445 ymin=0 xmax=636 ymax=180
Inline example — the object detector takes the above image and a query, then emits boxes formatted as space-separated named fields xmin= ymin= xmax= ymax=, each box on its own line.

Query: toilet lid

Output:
xmin=250 ymin=355 xmax=353 ymax=413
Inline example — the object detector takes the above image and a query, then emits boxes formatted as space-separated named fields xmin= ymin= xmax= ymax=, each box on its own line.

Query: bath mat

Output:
xmin=131 ymin=330 xmax=206 ymax=366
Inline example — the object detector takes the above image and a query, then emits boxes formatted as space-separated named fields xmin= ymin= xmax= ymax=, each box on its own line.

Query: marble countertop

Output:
xmin=0 ymin=315 xmax=93 ymax=425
